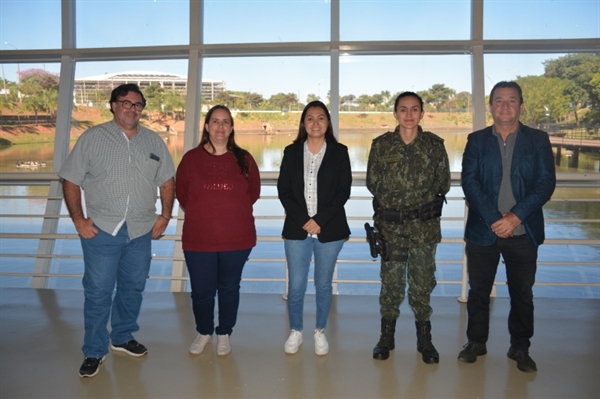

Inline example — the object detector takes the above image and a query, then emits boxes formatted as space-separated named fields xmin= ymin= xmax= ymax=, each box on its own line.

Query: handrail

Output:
xmin=2 ymin=171 xmax=600 ymax=186
xmin=1 ymin=172 xmax=599 ymax=299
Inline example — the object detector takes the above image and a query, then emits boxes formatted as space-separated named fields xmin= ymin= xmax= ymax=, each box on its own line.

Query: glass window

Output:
xmin=484 ymin=0 xmax=599 ymax=40
xmin=76 ymin=0 xmax=189 ymax=48
xmin=0 ymin=63 xmax=61 ymax=171
xmin=203 ymin=56 xmax=330 ymax=171
xmin=485 ymin=53 xmax=600 ymax=173
xmin=340 ymin=0 xmax=470 ymax=41
xmin=0 ymin=0 xmax=61 ymax=49
xmin=72 ymin=59 xmax=188 ymax=163
xmin=204 ymin=0 xmax=330 ymax=44
xmin=340 ymin=54 xmax=473 ymax=171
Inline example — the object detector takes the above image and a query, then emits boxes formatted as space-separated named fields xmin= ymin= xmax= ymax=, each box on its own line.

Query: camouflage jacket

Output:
xmin=366 ymin=126 xmax=451 ymax=247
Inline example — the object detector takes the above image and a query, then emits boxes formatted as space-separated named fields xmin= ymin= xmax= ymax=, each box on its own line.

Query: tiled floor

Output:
xmin=1 ymin=288 xmax=598 ymax=398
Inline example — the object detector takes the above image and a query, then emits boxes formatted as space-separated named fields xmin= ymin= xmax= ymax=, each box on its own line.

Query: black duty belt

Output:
xmin=382 ymin=209 xmax=421 ymax=224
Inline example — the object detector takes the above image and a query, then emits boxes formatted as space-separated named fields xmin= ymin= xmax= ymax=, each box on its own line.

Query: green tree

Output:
xmin=163 ymin=90 xmax=185 ymax=120
xmin=563 ymin=82 xmax=588 ymax=125
xmin=380 ymin=90 xmax=391 ymax=109
xmin=0 ymin=80 xmax=19 ymax=117
xmin=341 ymin=94 xmax=356 ymax=111
xmin=544 ymin=53 xmax=600 ymax=123
xmin=213 ymin=91 xmax=236 ymax=107
xmin=387 ymin=92 xmax=401 ymax=109
xmin=590 ymin=71 xmax=600 ymax=100
xmin=18 ymin=68 xmax=59 ymax=124
xmin=306 ymin=93 xmax=319 ymax=103
xmin=515 ymin=75 xmax=569 ymax=125
xmin=244 ymin=92 xmax=264 ymax=109
xmin=269 ymin=92 xmax=297 ymax=112
xmin=144 ymin=84 xmax=166 ymax=114
xmin=370 ymin=93 xmax=384 ymax=111
xmin=416 ymin=90 xmax=434 ymax=111
xmin=41 ymin=88 xmax=59 ymax=118
xmin=427 ymin=83 xmax=456 ymax=112
xmin=357 ymin=94 xmax=374 ymax=110
xmin=447 ymin=91 xmax=472 ymax=111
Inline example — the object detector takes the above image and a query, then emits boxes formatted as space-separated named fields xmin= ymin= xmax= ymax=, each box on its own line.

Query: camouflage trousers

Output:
xmin=379 ymin=244 xmax=437 ymax=322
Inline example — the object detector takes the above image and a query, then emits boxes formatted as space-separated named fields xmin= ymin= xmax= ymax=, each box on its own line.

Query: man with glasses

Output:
xmin=59 ymin=83 xmax=176 ymax=377
xmin=458 ymin=81 xmax=556 ymax=373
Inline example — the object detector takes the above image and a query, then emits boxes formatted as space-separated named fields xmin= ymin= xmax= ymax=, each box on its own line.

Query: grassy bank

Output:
xmin=1 ymin=107 xmax=475 ymax=145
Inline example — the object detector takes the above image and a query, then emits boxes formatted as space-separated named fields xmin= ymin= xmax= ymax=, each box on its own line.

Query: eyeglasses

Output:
xmin=117 ymin=100 xmax=145 ymax=111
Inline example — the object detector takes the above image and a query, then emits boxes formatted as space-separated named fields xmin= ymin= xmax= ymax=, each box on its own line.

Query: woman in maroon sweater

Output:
xmin=176 ymin=105 xmax=260 ymax=356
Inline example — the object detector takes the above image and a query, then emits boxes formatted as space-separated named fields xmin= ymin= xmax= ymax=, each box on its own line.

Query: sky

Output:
xmin=0 ymin=0 xmax=598 ymax=99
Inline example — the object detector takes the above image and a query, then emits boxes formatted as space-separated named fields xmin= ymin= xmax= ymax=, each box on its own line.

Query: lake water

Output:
xmin=2 ymin=130 xmax=600 ymax=173
xmin=0 ymin=131 xmax=598 ymax=298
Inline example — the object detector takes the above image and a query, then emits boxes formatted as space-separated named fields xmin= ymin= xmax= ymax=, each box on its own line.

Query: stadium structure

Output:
xmin=73 ymin=71 xmax=226 ymax=105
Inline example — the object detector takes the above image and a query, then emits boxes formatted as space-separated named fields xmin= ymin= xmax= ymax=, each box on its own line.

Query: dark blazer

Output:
xmin=461 ymin=123 xmax=556 ymax=247
xmin=277 ymin=140 xmax=352 ymax=243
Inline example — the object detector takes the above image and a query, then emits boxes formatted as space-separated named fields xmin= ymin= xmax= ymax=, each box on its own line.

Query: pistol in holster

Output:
xmin=364 ymin=222 xmax=387 ymax=260
xmin=364 ymin=223 xmax=409 ymax=262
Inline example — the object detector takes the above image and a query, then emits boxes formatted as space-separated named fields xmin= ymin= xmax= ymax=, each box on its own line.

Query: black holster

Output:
xmin=364 ymin=223 xmax=407 ymax=262
xmin=419 ymin=193 xmax=446 ymax=222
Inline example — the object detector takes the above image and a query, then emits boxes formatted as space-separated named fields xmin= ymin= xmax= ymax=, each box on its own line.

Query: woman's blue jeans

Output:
xmin=184 ymin=248 xmax=252 ymax=336
xmin=80 ymin=223 xmax=152 ymax=358
xmin=284 ymin=237 xmax=345 ymax=331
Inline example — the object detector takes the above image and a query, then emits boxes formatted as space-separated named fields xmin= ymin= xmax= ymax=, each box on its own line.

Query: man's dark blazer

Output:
xmin=461 ymin=123 xmax=556 ymax=247
xmin=277 ymin=140 xmax=352 ymax=243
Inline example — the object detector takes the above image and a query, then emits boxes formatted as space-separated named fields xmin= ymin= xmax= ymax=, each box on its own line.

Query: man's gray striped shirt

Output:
xmin=59 ymin=119 xmax=176 ymax=239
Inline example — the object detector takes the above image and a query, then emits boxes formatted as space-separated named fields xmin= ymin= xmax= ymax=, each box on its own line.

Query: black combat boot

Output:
xmin=373 ymin=318 xmax=396 ymax=360
xmin=415 ymin=321 xmax=439 ymax=364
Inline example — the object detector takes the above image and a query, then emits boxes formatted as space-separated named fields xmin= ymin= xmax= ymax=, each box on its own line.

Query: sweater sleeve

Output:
xmin=246 ymin=152 xmax=261 ymax=204
xmin=175 ymin=152 xmax=191 ymax=211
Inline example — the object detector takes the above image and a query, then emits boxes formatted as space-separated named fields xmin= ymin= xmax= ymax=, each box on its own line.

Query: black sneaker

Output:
xmin=110 ymin=339 xmax=148 ymax=357
xmin=458 ymin=342 xmax=487 ymax=363
xmin=79 ymin=356 xmax=105 ymax=378
xmin=507 ymin=346 xmax=537 ymax=372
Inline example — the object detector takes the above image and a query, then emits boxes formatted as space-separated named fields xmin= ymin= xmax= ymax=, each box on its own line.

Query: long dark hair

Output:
xmin=293 ymin=100 xmax=338 ymax=144
xmin=200 ymin=105 xmax=250 ymax=175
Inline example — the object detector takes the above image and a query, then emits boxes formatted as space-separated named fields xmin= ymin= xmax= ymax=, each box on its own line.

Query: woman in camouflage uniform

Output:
xmin=366 ymin=92 xmax=450 ymax=363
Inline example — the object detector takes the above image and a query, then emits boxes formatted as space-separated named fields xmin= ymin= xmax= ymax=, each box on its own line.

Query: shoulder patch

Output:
xmin=372 ymin=131 xmax=394 ymax=144
xmin=422 ymin=131 xmax=444 ymax=144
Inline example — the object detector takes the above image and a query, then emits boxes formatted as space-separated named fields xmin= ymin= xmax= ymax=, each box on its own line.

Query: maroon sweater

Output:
xmin=176 ymin=146 xmax=260 ymax=252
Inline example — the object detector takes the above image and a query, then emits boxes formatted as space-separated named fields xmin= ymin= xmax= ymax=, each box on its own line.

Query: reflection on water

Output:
xmin=1 ymin=131 xmax=599 ymax=173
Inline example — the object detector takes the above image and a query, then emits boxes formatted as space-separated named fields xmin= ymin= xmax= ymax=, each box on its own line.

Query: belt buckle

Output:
xmin=384 ymin=210 xmax=402 ymax=224
xmin=407 ymin=210 xmax=419 ymax=220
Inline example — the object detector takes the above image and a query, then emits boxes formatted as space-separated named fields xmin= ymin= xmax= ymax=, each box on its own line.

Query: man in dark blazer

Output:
xmin=458 ymin=81 xmax=556 ymax=373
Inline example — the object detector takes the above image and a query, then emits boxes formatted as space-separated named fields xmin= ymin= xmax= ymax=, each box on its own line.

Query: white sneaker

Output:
xmin=189 ymin=334 xmax=212 ymax=354
xmin=217 ymin=334 xmax=231 ymax=356
xmin=284 ymin=330 xmax=303 ymax=354
xmin=314 ymin=329 xmax=329 ymax=355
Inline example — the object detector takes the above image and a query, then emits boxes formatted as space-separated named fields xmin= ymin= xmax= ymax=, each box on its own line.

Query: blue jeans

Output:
xmin=80 ymin=223 xmax=152 ymax=358
xmin=184 ymin=248 xmax=252 ymax=336
xmin=465 ymin=235 xmax=538 ymax=350
xmin=284 ymin=237 xmax=345 ymax=331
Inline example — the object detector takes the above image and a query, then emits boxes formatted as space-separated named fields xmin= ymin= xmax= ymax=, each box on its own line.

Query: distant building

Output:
xmin=73 ymin=71 xmax=226 ymax=105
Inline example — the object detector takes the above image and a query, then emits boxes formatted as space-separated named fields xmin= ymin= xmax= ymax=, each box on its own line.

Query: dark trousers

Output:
xmin=465 ymin=236 xmax=538 ymax=351
xmin=184 ymin=248 xmax=252 ymax=336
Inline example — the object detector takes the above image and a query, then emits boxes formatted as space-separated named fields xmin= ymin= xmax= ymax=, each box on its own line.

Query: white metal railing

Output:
xmin=1 ymin=171 xmax=599 ymax=300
